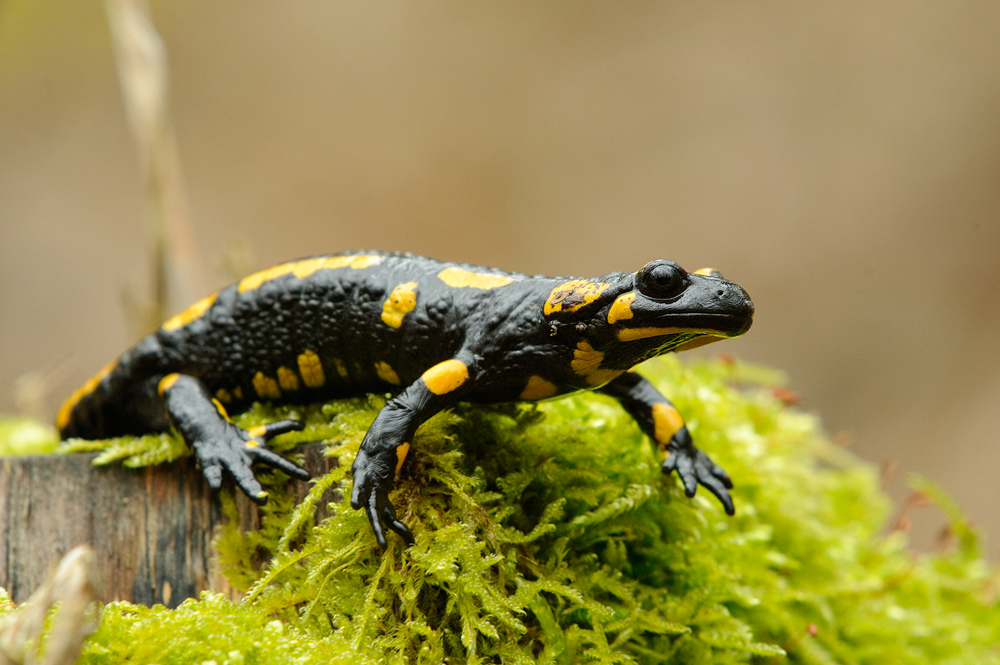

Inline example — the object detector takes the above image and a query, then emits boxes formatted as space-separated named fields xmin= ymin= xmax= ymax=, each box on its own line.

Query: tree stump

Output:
xmin=0 ymin=443 xmax=336 ymax=608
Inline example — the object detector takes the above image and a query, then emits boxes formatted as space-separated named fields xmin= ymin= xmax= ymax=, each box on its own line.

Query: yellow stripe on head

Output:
xmin=607 ymin=292 xmax=636 ymax=324
xmin=616 ymin=326 xmax=686 ymax=342
xmin=544 ymin=280 xmax=611 ymax=316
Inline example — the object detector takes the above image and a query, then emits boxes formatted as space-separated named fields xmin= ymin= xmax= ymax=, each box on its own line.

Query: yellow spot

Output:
xmin=520 ymin=375 xmax=558 ymax=400
xmin=381 ymin=281 xmax=418 ymax=328
xmin=652 ymin=402 xmax=686 ymax=448
xmin=157 ymin=372 xmax=180 ymax=395
xmin=56 ymin=360 xmax=118 ymax=430
xmin=252 ymin=372 xmax=282 ymax=400
xmin=333 ymin=358 xmax=349 ymax=379
xmin=297 ymin=350 xmax=326 ymax=388
xmin=277 ymin=366 xmax=301 ymax=391
xmin=607 ymin=292 xmax=636 ymax=324
xmin=256 ymin=490 xmax=268 ymax=499
xmin=245 ymin=440 xmax=260 ymax=448
xmin=570 ymin=341 xmax=602 ymax=375
xmin=212 ymin=398 xmax=232 ymax=422
xmin=693 ymin=267 xmax=718 ymax=276
xmin=216 ymin=389 xmax=232 ymax=403
xmin=375 ymin=361 xmax=401 ymax=385
xmin=237 ymin=254 xmax=383 ymax=293
xmin=161 ymin=292 xmax=218 ymax=332
xmin=421 ymin=359 xmax=469 ymax=395
xmin=233 ymin=386 xmax=244 ymax=400
xmin=395 ymin=441 xmax=410 ymax=477
xmin=437 ymin=266 xmax=515 ymax=290
xmin=247 ymin=425 xmax=268 ymax=439
xmin=570 ymin=341 xmax=623 ymax=387
xmin=544 ymin=280 xmax=611 ymax=316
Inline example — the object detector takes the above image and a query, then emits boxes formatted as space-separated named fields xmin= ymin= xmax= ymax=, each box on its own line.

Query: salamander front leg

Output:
xmin=350 ymin=401 xmax=419 ymax=548
xmin=600 ymin=371 xmax=735 ymax=515
xmin=350 ymin=358 xmax=473 ymax=547
xmin=158 ymin=373 xmax=309 ymax=502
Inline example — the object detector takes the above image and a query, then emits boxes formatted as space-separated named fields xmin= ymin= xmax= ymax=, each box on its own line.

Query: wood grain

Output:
xmin=0 ymin=443 xmax=336 ymax=607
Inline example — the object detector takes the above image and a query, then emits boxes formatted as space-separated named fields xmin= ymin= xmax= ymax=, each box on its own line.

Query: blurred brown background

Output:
xmin=2 ymin=2 xmax=998 ymax=551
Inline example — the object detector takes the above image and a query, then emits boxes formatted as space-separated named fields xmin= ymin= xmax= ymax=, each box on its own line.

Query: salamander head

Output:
xmin=612 ymin=259 xmax=753 ymax=345
xmin=544 ymin=259 xmax=754 ymax=356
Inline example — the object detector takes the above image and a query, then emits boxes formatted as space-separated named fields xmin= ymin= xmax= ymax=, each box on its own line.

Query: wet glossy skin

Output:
xmin=58 ymin=251 xmax=754 ymax=546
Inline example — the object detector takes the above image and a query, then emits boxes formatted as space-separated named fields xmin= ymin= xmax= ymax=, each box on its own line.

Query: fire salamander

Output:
xmin=58 ymin=252 xmax=753 ymax=547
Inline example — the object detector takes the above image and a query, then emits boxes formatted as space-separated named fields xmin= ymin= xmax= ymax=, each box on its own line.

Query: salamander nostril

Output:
xmin=716 ymin=289 xmax=725 ymax=297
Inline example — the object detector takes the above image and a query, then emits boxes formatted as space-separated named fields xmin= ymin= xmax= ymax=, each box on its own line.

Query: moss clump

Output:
xmin=0 ymin=416 xmax=59 ymax=456
xmin=8 ymin=357 xmax=1000 ymax=663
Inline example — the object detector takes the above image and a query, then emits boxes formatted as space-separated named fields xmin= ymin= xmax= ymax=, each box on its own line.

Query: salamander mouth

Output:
xmin=615 ymin=311 xmax=753 ymax=343
xmin=673 ymin=311 xmax=753 ymax=337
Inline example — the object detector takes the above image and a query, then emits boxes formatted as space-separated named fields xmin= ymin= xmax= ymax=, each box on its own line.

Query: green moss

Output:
xmin=11 ymin=357 xmax=1000 ymax=663
xmin=0 ymin=416 xmax=59 ymax=456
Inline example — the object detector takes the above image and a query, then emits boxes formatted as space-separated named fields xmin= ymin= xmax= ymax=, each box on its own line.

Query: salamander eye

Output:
xmin=636 ymin=260 xmax=687 ymax=299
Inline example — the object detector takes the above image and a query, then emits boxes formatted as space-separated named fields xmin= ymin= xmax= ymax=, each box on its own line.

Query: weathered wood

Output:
xmin=0 ymin=443 xmax=337 ymax=608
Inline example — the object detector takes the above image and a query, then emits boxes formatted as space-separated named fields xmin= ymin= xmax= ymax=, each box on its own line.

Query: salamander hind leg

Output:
xmin=158 ymin=373 xmax=310 ymax=502
xmin=600 ymin=372 xmax=735 ymax=515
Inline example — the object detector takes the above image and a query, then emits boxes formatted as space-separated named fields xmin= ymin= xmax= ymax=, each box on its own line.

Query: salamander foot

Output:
xmin=662 ymin=432 xmax=735 ymax=515
xmin=350 ymin=449 xmax=415 ymax=548
xmin=193 ymin=418 xmax=310 ymax=503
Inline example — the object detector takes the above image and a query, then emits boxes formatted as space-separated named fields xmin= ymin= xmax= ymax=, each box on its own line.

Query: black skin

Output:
xmin=59 ymin=251 xmax=754 ymax=547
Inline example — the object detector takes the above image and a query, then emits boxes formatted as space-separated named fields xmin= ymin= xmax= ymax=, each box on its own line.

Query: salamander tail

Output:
xmin=56 ymin=359 xmax=131 ymax=439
